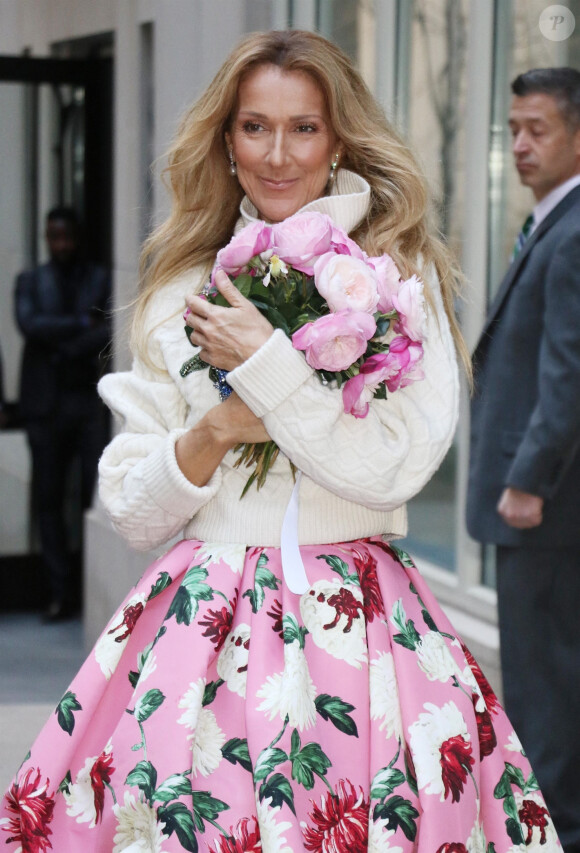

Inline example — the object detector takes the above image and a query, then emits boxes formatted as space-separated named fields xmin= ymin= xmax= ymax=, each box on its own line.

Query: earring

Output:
xmin=228 ymin=148 xmax=237 ymax=176
xmin=329 ymin=154 xmax=339 ymax=182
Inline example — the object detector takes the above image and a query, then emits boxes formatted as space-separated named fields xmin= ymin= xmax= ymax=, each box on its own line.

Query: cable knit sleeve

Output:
xmin=227 ymin=274 xmax=459 ymax=511
xmin=97 ymin=280 xmax=222 ymax=551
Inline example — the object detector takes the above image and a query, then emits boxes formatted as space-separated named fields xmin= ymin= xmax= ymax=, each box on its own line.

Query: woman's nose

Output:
xmin=267 ymin=130 xmax=288 ymax=167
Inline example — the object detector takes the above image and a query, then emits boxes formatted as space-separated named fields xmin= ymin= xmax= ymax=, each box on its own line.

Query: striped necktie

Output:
xmin=511 ymin=213 xmax=534 ymax=260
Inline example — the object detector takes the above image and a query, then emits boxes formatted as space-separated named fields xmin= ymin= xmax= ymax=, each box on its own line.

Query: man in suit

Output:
xmin=467 ymin=68 xmax=580 ymax=852
xmin=15 ymin=207 xmax=111 ymax=621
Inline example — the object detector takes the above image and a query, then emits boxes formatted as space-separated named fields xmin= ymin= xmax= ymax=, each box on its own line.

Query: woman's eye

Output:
xmin=296 ymin=123 xmax=317 ymax=133
xmin=242 ymin=121 xmax=264 ymax=133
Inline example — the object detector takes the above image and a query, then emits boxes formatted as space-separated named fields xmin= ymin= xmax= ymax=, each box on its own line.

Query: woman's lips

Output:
xmin=260 ymin=178 xmax=297 ymax=190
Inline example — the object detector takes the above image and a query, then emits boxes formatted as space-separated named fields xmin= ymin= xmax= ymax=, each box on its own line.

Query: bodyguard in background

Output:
xmin=15 ymin=207 xmax=111 ymax=621
xmin=467 ymin=68 xmax=580 ymax=852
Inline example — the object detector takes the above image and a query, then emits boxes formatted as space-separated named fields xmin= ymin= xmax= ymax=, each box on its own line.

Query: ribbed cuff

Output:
xmin=140 ymin=428 xmax=222 ymax=517
xmin=228 ymin=329 xmax=313 ymax=417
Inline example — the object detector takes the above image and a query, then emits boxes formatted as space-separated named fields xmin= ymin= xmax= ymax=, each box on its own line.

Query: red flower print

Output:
xmin=461 ymin=642 xmax=500 ymax=714
xmin=303 ymin=779 xmax=368 ymax=853
xmin=199 ymin=593 xmax=237 ymax=652
xmin=213 ymin=816 xmax=261 ymax=853
xmin=436 ymin=845 xmax=468 ymax=853
xmin=440 ymin=734 xmax=475 ymax=803
xmin=2 ymin=767 xmax=55 ymax=852
xmin=267 ymin=598 xmax=284 ymax=638
xmin=90 ymin=749 xmax=115 ymax=824
xmin=323 ymin=588 xmax=364 ymax=633
xmin=473 ymin=695 xmax=497 ymax=759
xmin=352 ymin=547 xmax=384 ymax=622
xmin=108 ymin=601 xmax=145 ymax=642
xmin=519 ymin=799 xmax=550 ymax=845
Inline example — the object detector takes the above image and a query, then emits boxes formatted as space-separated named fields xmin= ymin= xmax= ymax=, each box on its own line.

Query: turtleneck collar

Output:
xmin=237 ymin=169 xmax=371 ymax=236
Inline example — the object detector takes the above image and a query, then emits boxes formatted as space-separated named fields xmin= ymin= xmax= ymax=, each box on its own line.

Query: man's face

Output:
xmin=45 ymin=218 xmax=78 ymax=266
xmin=508 ymin=93 xmax=580 ymax=201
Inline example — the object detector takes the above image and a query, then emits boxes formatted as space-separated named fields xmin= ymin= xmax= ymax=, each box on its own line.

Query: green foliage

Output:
xmin=55 ymin=691 xmax=82 ymax=736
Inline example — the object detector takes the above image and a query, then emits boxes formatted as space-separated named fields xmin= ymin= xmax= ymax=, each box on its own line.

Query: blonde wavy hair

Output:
xmin=134 ymin=29 xmax=470 ymax=376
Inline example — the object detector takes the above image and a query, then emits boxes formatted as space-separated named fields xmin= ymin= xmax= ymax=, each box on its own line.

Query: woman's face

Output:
xmin=226 ymin=64 xmax=341 ymax=223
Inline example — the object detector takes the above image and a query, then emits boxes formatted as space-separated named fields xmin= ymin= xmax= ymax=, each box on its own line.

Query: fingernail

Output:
xmin=183 ymin=307 xmax=191 ymax=320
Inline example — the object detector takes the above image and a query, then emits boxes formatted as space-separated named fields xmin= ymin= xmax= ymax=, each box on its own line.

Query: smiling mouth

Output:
xmin=260 ymin=178 xmax=297 ymax=190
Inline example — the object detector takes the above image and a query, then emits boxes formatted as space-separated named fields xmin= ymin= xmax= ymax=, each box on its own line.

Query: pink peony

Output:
xmin=313 ymin=253 xmax=379 ymax=314
xmin=392 ymin=274 xmax=426 ymax=341
xmin=375 ymin=336 xmax=424 ymax=392
xmin=342 ymin=373 xmax=374 ymax=418
xmin=330 ymin=225 xmax=367 ymax=261
xmin=272 ymin=212 xmax=334 ymax=274
xmin=292 ymin=310 xmax=376 ymax=372
xmin=214 ymin=221 xmax=273 ymax=278
xmin=368 ymin=253 xmax=401 ymax=313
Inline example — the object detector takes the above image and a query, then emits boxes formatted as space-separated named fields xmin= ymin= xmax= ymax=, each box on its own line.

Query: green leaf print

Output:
xmin=254 ymin=746 xmax=288 ymax=782
xmin=314 ymin=694 xmax=358 ymax=736
xmin=158 ymin=802 xmax=198 ymax=853
xmin=148 ymin=571 xmax=173 ymax=600
xmin=154 ymin=772 xmax=193 ymax=803
xmin=133 ymin=688 xmax=166 ymax=723
xmin=370 ymin=767 xmax=406 ymax=800
xmin=259 ymin=772 xmax=296 ymax=814
xmin=191 ymin=791 xmax=230 ymax=832
xmin=373 ymin=795 xmax=419 ymax=841
xmin=165 ymin=565 xmax=214 ymax=625
xmin=390 ymin=600 xmax=421 ymax=651
xmin=243 ymin=556 xmax=281 ymax=613
xmin=316 ymin=554 xmax=359 ymax=586
xmin=222 ymin=737 xmax=253 ymax=772
xmin=165 ymin=586 xmax=194 ymax=625
xmin=55 ymin=691 xmax=82 ymax=736
xmin=126 ymin=760 xmax=158 ymax=802
xmin=282 ymin=613 xmax=308 ymax=648
xmin=129 ymin=643 xmax=156 ymax=689
xmin=202 ymin=679 xmax=224 ymax=707
xmin=390 ymin=545 xmax=415 ymax=568
xmin=493 ymin=766 xmax=525 ymax=846
xmin=505 ymin=817 xmax=526 ymax=846
xmin=289 ymin=730 xmax=332 ymax=791
xmin=404 ymin=748 xmax=418 ymax=797
xmin=523 ymin=770 xmax=539 ymax=794
xmin=487 ymin=844 xmax=498 ymax=853
xmin=57 ymin=770 xmax=72 ymax=795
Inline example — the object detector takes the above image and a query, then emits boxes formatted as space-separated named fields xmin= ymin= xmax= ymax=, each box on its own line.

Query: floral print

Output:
xmin=0 ymin=538 xmax=561 ymax=851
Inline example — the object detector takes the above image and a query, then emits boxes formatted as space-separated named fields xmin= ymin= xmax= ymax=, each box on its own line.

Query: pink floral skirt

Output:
xmin=0 ymin=538 xmax=560 ymax=852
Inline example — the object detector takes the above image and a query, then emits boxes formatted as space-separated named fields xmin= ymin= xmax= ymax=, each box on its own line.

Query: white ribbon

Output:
xmin=280 ymin=471 xmax=310 ymax=594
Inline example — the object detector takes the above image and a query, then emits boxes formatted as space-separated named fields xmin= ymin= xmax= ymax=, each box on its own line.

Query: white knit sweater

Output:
xmin=98 ymin=171 xmax=459 ymax=552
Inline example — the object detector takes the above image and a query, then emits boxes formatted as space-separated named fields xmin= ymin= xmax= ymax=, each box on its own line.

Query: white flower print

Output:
xmin=505 ymin=730 xmax=524 ymax=753
xmin=95 ymin=592 xmax=147 ymax=680
xmin=178 ymin=678 xmax=225 ymax=777
xmin=256 ymin=796 xmax=293 ymax=853
xmin=467 ymin=818 xmax=487 ymax=853
xmin=506 ymin=792 xmax=558 ymax=852
xmin=135 ymin=642 xmax=157 ymax=686
xmin=300 ymin=579 xmax=367 ymax=669
xmin=112 ymin=791 xmax=169 ymax=852
xmin=368 ymin=818 xmax=404 ymax=853
xmin=256 ymin=640 xmax=317 ymax=730
xmin=408 ymin=700 xmax=472 ymax=802
xmin=195 ymin=542 xmax=246 ymax=574
xmin=64 ymin=756 xmax=101 ymax=827
xmin=217 ymin=622 xmax=251 ymax=697
xmin=415 ymin=631 xmax=459 ymax=683
xmin=370 ymin=652 xmax=403 ymax=741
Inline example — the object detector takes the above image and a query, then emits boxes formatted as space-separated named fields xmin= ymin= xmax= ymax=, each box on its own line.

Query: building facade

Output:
xmin=0 ymin=0 xmax=578 ymax=691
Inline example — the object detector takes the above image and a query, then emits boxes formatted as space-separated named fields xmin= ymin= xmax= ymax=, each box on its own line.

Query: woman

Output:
xmin=1 ymin=30 xmax=559 ymax=853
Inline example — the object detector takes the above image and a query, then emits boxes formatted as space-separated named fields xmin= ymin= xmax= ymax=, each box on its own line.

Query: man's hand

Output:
xmin=497 ymin=487 xmax=543 ymax=529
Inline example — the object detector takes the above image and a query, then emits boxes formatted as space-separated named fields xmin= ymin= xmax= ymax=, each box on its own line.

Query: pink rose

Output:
xmin=292 ymin=310 xmax=376 ymax=372
xmin=371 ymin=336 xmax=424 ymax=392
xmin=313 ymin=253 xmax=379 ymax=314
xmin=272 ymin=212 xmax=334 ymax=274
xmin=342 ymin=373 xmax=374 ymax=418
xmin=392 ymin=274 xmax=426 ymax=341
xmin=330 ymin=225 xmax=367 ymax=261
xmin=368 ymin=253 xmax=401 ymax=313
xmin=214 ymin=221 xmax=273 ymax=278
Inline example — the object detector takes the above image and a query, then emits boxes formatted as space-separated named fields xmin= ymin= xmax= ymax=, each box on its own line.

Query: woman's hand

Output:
xmin=184 ymin=269 xmax=274 ymax=370
xmin=175 ymin=392 xmax=270 ymax=487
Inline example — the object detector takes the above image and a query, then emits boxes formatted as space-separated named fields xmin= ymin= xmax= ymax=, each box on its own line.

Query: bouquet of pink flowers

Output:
xmin=181 ymin=211 xmax=426 ymax=493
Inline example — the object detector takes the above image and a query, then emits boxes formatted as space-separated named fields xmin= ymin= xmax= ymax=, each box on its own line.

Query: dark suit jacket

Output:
xmin=15 ymin=260 xmax=112 ymax=421
xmin=467 ymin=184 xmax=580 ymax=547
